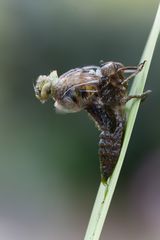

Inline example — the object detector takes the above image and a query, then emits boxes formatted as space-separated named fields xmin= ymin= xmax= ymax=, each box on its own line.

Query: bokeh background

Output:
xmin=0 ymin=0 xmax=160 ymax=239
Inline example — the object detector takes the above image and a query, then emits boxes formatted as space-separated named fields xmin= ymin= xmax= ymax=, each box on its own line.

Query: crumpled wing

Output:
xmin=58 ymin=66 xmax=102 ymax=101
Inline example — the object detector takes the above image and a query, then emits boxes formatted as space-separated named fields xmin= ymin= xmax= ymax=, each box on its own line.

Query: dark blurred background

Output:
xmin=0 ymin=0 xmax=160 ymax=239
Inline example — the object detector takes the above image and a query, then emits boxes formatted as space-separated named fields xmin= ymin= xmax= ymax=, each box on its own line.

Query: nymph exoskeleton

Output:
xmin=34 ymin=61 xmax=151 ymax=183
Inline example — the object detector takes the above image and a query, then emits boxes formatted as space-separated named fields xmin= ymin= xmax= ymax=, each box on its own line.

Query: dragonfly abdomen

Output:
xmin=99 ymin=120 xmax=124 ymax=182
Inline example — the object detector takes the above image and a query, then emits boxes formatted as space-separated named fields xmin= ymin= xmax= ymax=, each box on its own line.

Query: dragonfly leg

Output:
xmin=118 ymin=61 xmax=146 ymax=85
xmin=123 ymin=90 xmax=151 ymax=103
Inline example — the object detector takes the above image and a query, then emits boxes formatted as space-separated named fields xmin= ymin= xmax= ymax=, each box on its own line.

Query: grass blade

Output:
xmin=84 ymin=3 xmax=160 ymax=240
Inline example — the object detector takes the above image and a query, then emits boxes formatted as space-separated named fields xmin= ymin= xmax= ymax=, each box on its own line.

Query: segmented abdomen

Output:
xmin=86 ymin=102 xmax=125 ymax=182
xmin=99 ymin=121 xmax=124 ymax=182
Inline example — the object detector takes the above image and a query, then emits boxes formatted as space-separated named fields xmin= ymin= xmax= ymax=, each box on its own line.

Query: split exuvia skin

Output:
xmin=34 ymin=61 xmax=150 ymax=182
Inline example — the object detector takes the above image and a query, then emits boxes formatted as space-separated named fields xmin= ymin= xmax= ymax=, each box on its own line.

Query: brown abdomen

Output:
xmin=99 ymin=122 xmax=124 ymax=182
xmin=86 ymin=103 xmax=125 ymax=182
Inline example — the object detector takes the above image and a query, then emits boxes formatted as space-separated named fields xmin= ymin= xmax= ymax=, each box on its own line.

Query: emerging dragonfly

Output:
xmin=34 ymin=61 xmax=150 ymax=183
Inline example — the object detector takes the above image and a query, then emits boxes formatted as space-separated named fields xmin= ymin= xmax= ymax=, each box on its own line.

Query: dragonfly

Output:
xmin=34 ymin=61 xmax=151 ymax=183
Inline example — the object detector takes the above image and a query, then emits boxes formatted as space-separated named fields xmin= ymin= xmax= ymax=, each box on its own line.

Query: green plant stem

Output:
xmin=84 ymin=3 xmax=160 ymax=240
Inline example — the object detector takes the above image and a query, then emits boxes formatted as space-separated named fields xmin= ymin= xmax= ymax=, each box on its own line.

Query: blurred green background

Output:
xmin=0 ymin=0 xmax=160 ymax=239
